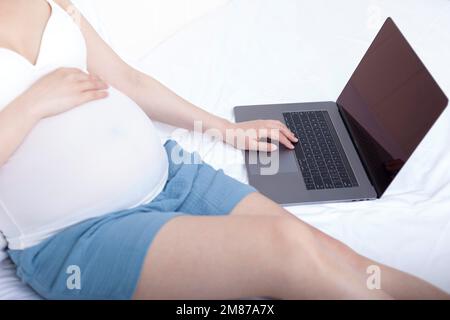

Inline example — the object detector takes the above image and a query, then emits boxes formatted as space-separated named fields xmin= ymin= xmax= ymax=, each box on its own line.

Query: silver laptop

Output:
xmin=234 ymin=18 xmax=448 ymax=206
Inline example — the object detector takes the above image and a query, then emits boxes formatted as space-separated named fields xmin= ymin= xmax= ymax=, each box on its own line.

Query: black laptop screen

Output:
xmin=337 ymin=18 xmax=448 ymax=197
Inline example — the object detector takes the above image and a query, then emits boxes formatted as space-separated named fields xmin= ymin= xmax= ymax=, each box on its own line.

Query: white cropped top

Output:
xmin=0 ymin=0 xmax=169 ymax=250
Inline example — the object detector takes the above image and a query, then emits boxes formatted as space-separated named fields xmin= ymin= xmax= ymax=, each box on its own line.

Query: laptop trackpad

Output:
xmin=247 ymin=149 xmax=298 ymax=175
xmin=249 ymin=172 xmax=305 ymax=204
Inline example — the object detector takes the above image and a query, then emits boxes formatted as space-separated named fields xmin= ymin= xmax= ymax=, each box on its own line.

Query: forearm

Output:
xmin=131 ymin=71 xmax=232 ymax=134
xmin=0 ymin=97 xmax=40 ymax=167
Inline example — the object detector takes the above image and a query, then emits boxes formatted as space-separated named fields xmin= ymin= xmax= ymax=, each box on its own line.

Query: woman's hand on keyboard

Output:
xmin=223 ymin=120 xmax=298 ymax=152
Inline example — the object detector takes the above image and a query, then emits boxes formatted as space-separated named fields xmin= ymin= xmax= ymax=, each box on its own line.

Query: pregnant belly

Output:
xmin=0 ymin=89 xmax=168 ymax=243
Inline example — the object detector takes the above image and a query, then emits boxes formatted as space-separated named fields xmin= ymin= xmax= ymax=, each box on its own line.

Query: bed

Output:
xmin=1 ymin=0 xmax=450 ymax=299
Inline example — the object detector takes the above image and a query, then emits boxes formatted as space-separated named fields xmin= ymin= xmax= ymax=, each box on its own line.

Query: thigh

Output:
xmin=133 ymin=214 xmax=317 ymax=300
xmin=132 ymin=212 xmax=391 ymax=300
xmin=133 ymin=215 xmax=269 ymax=299
xmin=230 ymin=192 xmax=296 ymax=218
xmin=230 ymin=193 xmax=359 ymax=263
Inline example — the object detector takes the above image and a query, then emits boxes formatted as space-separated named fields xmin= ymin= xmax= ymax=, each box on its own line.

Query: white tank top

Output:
xmin=0 ymin=0 xmax=169 ymax=250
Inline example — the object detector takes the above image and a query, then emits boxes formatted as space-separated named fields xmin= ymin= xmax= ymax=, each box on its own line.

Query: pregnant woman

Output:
xmin=0 ymin=0 xmax=447 ymax=300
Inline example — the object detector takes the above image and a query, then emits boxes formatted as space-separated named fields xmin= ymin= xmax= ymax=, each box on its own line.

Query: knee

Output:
xmin=258 ymin=218 xmax=375 ymax=299
xmin=261 ymin=217 xmax=329 ymax=276
xmin=268 ymin=218 xmax=368 ymax=278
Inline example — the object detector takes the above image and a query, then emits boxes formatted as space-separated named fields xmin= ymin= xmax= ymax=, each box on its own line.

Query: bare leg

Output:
xmin=133 ymin=213 xmax=391 ymax=300
xmin=231 ymin=193 xmax=450 ymax=299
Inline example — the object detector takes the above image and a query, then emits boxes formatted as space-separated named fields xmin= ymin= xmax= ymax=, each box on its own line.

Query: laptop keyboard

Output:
xmin=283 ymin=111 xmax=359 ymax=190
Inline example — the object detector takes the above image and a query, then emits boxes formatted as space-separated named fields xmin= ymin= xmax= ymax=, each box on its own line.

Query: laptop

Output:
xmin=234 ymin=18 xmax=448 ymax=206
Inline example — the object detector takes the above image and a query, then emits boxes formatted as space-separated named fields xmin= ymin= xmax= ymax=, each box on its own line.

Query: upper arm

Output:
xmin=53 ymin=0 xmax=139 ymax=95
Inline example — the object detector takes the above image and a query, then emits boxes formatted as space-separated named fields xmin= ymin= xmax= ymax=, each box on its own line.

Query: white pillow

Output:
xmin=78 ymin=0 xmax=230 ymax=62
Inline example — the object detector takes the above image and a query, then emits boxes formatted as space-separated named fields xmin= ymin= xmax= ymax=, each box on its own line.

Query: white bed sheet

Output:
xmin=140 ymin=0 xmax=450 ymax=293
xmin=1 ymin=0 xmax=449 ymax=299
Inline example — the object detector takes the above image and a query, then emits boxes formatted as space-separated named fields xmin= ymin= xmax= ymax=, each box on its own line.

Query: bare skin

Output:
xmin=0 ymin=0 xmax=297 ymax=167
xmin=232 ymin=194 xmax=449 ymax=299
xmin=0 ymin=0 xmax=448 ymax=300
xmin=134 ymin=193 xmax=449 ymax=300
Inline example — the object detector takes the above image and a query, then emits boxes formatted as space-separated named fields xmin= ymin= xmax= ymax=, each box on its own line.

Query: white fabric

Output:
xmin=0 ymin=259 xmax=40 ymax=300
xmin=0 ymin=0 xmax=168 ymax=250
xmin=139 ymin=0 xmax=450 ymax=294
xmin=0 ymin=234 xmax=6 ymax=262
xmin=80 ymin=0 xmax=230 ymax=62
xmin=2 ymin=0 xmax=450 ymax=299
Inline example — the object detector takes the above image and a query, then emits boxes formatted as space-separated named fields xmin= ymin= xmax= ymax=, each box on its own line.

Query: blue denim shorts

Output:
xmin=8 ymin=140 xmax=256 ymax=300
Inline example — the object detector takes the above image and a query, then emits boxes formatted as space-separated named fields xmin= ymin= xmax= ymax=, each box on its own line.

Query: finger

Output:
xmin=88 ymin=74 xmax=104 ymax=82
xmin=77 ymin=90 xmax=109 ymax=105
xmin=248 ymin=139 xmax=278 ymax=152
xmin=276 ymin=133 xmax=296 ymax=150
xmin=262 ymin=128 xmax=295 ymax=149
xmin=283 ymin=127 xmax=298 ymax=143
xmin=78 ymin=79 xmax=109 ymax=92
xmin=64 ymin=67 xmax=84 ymax=74
xmin=270 ymin=121 xmax=298 ymax=142
xmin=72 ymin=71 xmax=102 ymax=83
xmin=58 ymin=67 xmax=83 ymax=75
xmin=257 ymin=141 xmax=278 ymax=152
xmin=71 ymin=72 xmax=91 ymax=82
xmin=88 ymin=74 xmax=108 ymax=88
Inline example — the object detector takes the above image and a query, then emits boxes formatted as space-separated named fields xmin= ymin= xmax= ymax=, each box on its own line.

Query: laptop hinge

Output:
xmin=337 ymin=104 xmax=383 ymax=198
